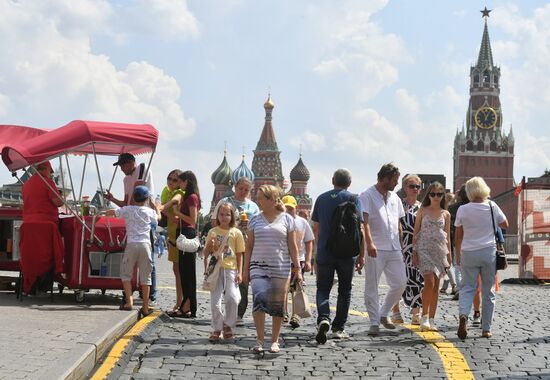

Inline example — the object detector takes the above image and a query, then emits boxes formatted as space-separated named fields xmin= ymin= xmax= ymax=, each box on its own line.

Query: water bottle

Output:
xmin=100 ymin=259 xmax=108 ymax=276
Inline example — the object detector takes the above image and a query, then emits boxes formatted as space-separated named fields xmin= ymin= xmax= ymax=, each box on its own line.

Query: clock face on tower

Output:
xmin=474 ymin=107 xmax=498 ymax=129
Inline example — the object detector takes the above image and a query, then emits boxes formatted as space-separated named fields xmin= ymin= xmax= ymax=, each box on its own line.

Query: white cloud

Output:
xmin=333 ymin=108 xmax=410 ymax=161
xmin=34 ymin=0 xmax=113 ymax=36
xmin=395 ymin=88 xmax=420 ymax=118
xmin=313 ymin=59 xmax=347 ymax=75
xmin=492 ymin=40 xmax=519 ymax=60
xmin=0 ymin=0 xmax=196 ymax=137
xmin=308 ymin=1 xmax=410 ymax=100
xmin=0 ymin=0 xmax=199 ymax=202
xmin=486 ymin=4 xmax=550 ymax=179
xmin=290 ymin=131 xmax=326 ymax=152
xmin=119 ymin=0 xmax=200 ymax=40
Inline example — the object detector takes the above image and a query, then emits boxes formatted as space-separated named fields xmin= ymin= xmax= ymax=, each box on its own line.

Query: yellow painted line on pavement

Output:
xmin=402 ymin=324 xmax=474 ymax=380
xmin=152 ymin=286 xmax=474 ymax=379
xmin=90 ymin=310 xmax=161 ymax=380
xmin=320 ymin=304 xmax=473 ymax=380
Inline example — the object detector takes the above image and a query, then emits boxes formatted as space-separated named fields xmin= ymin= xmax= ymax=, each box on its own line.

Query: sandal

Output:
xmin=391 ymin=312 xmax=404 ymax=325
xmin=209 ymin=331 xmax=222 ymax=342
xmin=166 ymin=309 xmax=184 ymax=318
xmin=223 ymin=325 xmax=234 ymax=340
xmin=269 ymin=341 xmax=280 ymax=353
xmin=482 ymin=331 xmax=492 ymax=338
xmin=119 ymin=304 xmax=133 ymax=311
xmin=253 ymin=340 xmax=264 ymax=353
xmin=139 ymin=308 xmax=154 ymax=319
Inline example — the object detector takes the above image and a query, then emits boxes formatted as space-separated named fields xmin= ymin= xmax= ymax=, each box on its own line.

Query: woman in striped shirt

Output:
xmin=242 ymin=185 xmax=302 ymax=354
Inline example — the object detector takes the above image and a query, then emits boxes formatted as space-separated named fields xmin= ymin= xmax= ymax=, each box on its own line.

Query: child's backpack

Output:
xmin=328 ymin=196 xmax=362 ymax=258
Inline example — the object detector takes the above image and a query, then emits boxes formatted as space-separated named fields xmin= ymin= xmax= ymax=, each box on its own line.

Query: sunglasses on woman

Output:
xmin=167 ymin=177 xmax=178 ymax=183
xmin=429 ymin=192 xmax=444 ymax=198
xmin=408 ymin=184 xmax=421 ymax=190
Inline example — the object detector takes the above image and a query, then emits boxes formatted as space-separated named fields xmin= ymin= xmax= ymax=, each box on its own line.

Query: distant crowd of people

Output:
xmin=104 ymin=153 xmax=508 ymax=352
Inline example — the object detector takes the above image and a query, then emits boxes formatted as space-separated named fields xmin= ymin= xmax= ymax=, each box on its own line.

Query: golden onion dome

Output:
xmin=264 ymin=94 xmax=275 ymax=109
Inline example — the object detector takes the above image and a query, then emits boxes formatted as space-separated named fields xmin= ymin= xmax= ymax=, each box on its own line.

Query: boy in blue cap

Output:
xmin=108 ymin=186 xmax=160 ymax=317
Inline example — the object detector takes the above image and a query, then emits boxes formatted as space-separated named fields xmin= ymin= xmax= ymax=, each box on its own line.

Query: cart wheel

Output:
xmin=58 ymin=284 xmax=64 ymax=294
xmin=101 ymin=289 xmax=106 ymax=296
xmin=75 ymin=291 xmax=85 ymax=303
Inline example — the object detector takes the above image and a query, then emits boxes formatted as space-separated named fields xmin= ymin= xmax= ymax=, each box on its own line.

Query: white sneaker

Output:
xmin=316 ymin=320 xmax=330 ymax=344
xmin=429 ymin=318 xmax=438 ymax=331
xmin=420 ymin=315 xmax=431 ymax=331
xmin=332 ymin=330 xmax=349 ymax=339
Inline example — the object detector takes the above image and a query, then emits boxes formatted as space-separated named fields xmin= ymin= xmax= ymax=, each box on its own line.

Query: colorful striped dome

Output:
xmin=232 ymin=156 xmax=255 ymax=184
xmin=211 ymin=153 xmax=232 ymax=186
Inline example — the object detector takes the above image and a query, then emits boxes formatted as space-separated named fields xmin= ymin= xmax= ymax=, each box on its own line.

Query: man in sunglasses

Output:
xmin=105 ymin=153 xmax=157 ymax=302
xmin=359 ymin=163 xmax=407 ymax=336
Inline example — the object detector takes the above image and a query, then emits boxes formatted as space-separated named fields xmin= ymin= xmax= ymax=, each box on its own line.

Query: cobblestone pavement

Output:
xmin=0 ymin=275 xmax=138 ymax=380
xmin=116 ymin=256 xmax=550 ymax=380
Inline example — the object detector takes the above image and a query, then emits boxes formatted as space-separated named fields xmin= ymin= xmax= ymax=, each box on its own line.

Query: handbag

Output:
xmin=292 ymin=282 xmax=312 ymax=318
xmin=202 ymin=234 xmax=229 ymax=291
xmin=490 ymin=202 xmax=507 ymax=271
xmin=176 ymin=219 xmax=200 ymax=253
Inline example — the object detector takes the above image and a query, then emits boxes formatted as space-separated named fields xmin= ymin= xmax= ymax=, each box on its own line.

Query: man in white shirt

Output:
xmin=359 ymin=163 xmax=407 ymax=336
xmin=105 ymin=153 xmax=154 ymax=207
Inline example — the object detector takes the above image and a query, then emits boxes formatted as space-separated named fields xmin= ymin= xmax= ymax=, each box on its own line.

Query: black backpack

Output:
xmin=328 ymin=196 xmax=362 ymax=258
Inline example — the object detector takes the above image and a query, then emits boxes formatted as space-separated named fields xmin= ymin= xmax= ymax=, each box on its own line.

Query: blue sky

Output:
xmin=1 ymin=0 xmax=549 ymax=210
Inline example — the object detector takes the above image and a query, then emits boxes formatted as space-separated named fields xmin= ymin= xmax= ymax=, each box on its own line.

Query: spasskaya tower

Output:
xmin=453 ymin=7 xmax=514 ymax=196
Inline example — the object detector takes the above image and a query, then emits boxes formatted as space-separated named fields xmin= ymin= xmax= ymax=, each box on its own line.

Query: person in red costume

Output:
xmin=20 ymin=161 xmax=64 ymax=294
xmin=22 ymin=161 xmax=63 ymax=222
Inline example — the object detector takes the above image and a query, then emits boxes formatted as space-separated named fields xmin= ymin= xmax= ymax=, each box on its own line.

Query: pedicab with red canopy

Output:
xmin=0 ymin=120 xmax=158 ymax=302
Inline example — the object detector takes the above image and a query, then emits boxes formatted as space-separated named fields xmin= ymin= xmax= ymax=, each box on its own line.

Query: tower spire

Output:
xmin=256 ymin=94 xmax=278 ymax=150
xmin=477 ymin=10 xmax=494 ymax=70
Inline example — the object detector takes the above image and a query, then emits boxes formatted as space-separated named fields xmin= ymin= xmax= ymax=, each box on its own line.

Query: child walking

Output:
xmin=412 ymin=182 xmax=452 ymax=331
xmin=203 ymin=202 xmax=245 ymax=342
xmin=109 ymin=186 xmax=160 ymax=318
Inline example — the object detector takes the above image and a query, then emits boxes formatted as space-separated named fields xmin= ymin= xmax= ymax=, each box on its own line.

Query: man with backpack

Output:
xmin=311 ymin=168 xmax=365 ymax=344
xmin=359 ymin=163 xmax=407 ymax=336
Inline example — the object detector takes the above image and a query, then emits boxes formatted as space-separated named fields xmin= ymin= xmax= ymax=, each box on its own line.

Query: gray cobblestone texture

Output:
xmin=115 ymin=257 xmax=550 ymax=379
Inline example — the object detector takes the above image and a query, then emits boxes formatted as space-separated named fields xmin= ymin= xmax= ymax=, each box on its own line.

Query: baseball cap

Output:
xmin=113 ymin=153 xmax=135 ymax=166
xmin=282 ymin=195 xmax=297 ymax=209
xmin=133 ymin=186 xmax=150 ymax=202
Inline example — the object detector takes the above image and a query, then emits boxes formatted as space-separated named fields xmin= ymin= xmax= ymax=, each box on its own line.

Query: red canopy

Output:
xmin=2 ymin=120 xmax=158 ymax=171
xmin=0 ymin=125 xmax=48 ymax=152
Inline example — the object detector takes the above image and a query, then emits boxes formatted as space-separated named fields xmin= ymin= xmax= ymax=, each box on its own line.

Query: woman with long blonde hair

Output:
xmin=242 ymin=185 xmax=302 ymax=353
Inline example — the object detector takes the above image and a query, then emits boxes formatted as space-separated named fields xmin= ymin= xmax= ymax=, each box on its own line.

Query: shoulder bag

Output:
xmin=176 ymin=219 xmax=200 ymax=253
xmin=490 ymin=202 xmax=507 ymax=271
xmin=202 ymin=233 xmax=229 ymax=291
